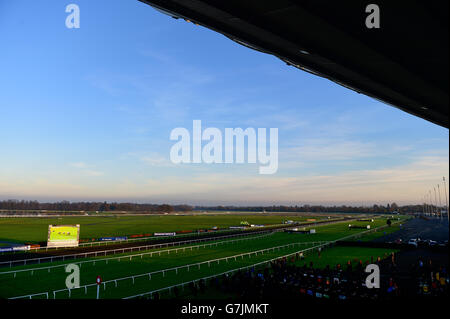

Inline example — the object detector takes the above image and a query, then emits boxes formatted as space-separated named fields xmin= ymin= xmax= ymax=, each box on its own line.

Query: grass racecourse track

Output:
xmin=0 ymin=214 xmax=330 ymax=244
xmin=294 ymin=246 xmax=399 ymax=269
xmin=0 ymin=217 xmax=407 ymax=299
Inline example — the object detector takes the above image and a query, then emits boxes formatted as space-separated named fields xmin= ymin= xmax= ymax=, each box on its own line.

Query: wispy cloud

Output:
xmin=84 ymin=170 xmax=104 ymax=177
xmin=68 ymin=162 xmax=104 ymax=177
xmin=286 ymin=139 xmax=378 ymax=161
xmin=134 ymin=155 xmax=448 ymax=205
xmin=69 ymin=162 xmax=88 ymax=169
xmin=140 ymin=155 xmax=174 ymax=167
xmin=2 ymin=154 xmax=447 ymax=205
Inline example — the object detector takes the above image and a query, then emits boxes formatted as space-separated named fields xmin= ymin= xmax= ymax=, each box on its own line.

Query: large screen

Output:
xmin=47 ymin=224 xmax=80 ymax=248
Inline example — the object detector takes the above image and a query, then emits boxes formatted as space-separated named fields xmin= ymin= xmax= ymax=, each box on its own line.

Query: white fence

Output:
xmin=0 ymin=232 xmax=276 ymax=276
xmin=0 ymin=218 xmax=351 ymax=268
xmin=7 ymin=220 xmax=399 ymax=299
xmin=122 ymin=222 xmax=400 ymax=299
xmin=0 ymin=229 xmax=274 ymax=268
xmin=8 ymin=240 xmax=329 ymax=299
xmin=4 ymin=218 xmax=347 ymax=254
xmin=123 ymin=244 xmax=325 ymax=299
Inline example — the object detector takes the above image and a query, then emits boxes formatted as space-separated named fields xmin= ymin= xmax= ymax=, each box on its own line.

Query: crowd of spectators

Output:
xmin=184 ymin=252 xmax=448 ymax=300
xmin=409 ymin=256 xmax=449 ymax=297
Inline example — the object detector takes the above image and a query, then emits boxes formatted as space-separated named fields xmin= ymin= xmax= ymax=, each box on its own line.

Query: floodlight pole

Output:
xmin=434 ymin=187 xmax=438 ymax=219
xmin=429 ymin=190 xmax=433 ymax=216
xmin=425 ymin=197 xmax=428 ymax=216
xmin=422 ymin=197 xmax=425 ymax=217
xmin=428 ymin=195 xmax=431 ymax=216
xmin=424 ymin=195 xmax=428 ymax=216
xmin=443 ymin=177 xmax=449 ymax=223
xmin=437 ymin=184 xmax=442 ymax=211
xmin=437 ymin=185 xmax=442 ymax=220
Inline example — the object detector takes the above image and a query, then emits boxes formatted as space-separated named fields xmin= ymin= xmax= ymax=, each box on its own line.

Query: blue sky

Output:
xmin=0 ymin=0 xmax=448 ymax=205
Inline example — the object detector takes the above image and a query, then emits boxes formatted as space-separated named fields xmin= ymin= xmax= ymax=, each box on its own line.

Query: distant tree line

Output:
xmin=195 ymin=203 xmax=426 ymax=214
xmin=0 ymin=200 xmax=192 ymax=213
xmin=0 ymin=200 xmax=429 ymax=215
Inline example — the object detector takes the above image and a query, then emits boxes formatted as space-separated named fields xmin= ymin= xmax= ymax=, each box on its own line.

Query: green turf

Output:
xmin=293 ymin=246 xmax=398 ymax=269
xmin=0 ymin=214 xmax=332 ymax=244
xmin=173 ymin=246 xmax=399 ymax=300
xmin=1 ymin=232 xmax=316 ymax=298
xmin=348 ymin=224 xmax=402 ymax=242
xmin=1 ymin=232 xmax=278 ymax=272
xmin=0 ymin=217 xmax=407 ymax=299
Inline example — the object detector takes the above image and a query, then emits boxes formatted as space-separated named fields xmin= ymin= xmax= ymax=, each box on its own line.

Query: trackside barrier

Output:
xmin=14 ymin=224 xmax=290 ymax=254
xmin=2 ymin=228 xmax=255 ymax=255
xmin=122 ymin=245 xmax=324 ymax=299
xmin=7 ymin=220 xmax=401 ymax=299
xmin=8 ymin=292 xmax=50 ymax=300
xmin=76 ymin=224 xmax=288 ymax=247
xmin=8 ymin=240 xmax=329 ymax=299
xmin=0 ymin=232 xmax=274 ymax=277
xmin=122 ymin=221 xmax=403 ymax=299
xmin=5 ymin=218 xmax=348 ymax=254
xmin=40 ymin=228 xmax=244 ymax=251
xmin=0 ymin=232 xmax=277 ymax=276
xmin=0 ymin=229 xmax=275 ymax=268
xmin=0 ymin=217 xmax=353 ymax=268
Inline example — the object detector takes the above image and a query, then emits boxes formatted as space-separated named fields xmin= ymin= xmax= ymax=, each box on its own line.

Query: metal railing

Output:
xmin=0 ymin=229 xmax=274 ymax=268
xmin=1 ymin=218 xmax=351 ymax=267
xmin=0 ymin=232 xmax=275 ymax=276
xmin=8 ymin=240 xmax=328 ymax=299
xmin=123 ymin=244 xmax=326 ymax=299
xmin=7 ymin=220 xmax=399 ymax=299
xmin=5 ymin=218 xmax=347 ymax=254
xmin=122 ymin=221 xmax=401 ymax=299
